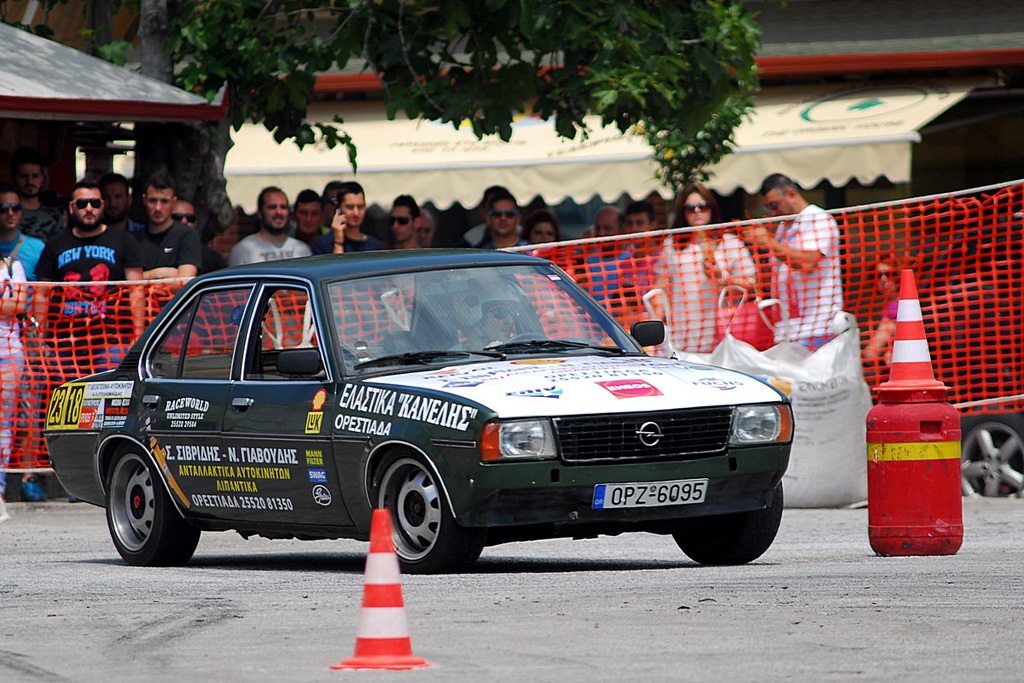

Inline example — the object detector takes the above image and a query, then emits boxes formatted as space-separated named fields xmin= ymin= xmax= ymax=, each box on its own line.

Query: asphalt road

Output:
xmin=1 ymin=497 xmax=1020 ymax=682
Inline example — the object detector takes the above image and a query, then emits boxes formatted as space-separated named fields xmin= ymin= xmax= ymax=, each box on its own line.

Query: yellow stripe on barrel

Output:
xmin=867 ymin=441 xmax=960 ymax=462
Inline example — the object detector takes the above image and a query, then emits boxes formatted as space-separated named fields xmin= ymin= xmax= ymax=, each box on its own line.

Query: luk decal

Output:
xmin=306 ymin=389 xmax=327 ymax=434
xmin=597 ymin=379 xmax=663 ymax=398
xmin=693 ymin=377 xmax=743 ymax=391
xmin=305 ymin=412 xmax=323 ymax=434
xmin=506 ymin=386 xmax=563 ymax=399
xmin=312 ymin=484 xmax=332 ymax=506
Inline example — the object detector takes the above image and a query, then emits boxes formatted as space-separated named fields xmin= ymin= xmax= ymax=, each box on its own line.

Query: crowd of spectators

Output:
xmin=0 ymin=144 xmax=845 ymax=501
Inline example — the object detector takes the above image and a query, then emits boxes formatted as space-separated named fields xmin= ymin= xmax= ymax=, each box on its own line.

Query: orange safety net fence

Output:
xmin=521 ymin=179 xmax=1024 ymax=413
xmin=3 ymin=180 xmax=1022 ymax=475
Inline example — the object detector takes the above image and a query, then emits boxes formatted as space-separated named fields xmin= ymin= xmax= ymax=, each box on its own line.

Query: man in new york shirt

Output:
xmin=35 ymin=180 xmax=145 ymax=375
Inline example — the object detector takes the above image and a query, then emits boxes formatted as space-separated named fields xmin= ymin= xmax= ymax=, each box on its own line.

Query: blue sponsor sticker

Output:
xmin=307 ymin=468 xmax=327 ymax=483
xmin=506 ymin=386 xmax=563 ymax=399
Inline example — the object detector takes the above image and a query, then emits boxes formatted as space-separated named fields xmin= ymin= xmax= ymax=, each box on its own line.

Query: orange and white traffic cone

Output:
xmin=330 ymin=509 xmax=432 ymax=670
xmin=866 ymin=269 xmax=963 ymax=556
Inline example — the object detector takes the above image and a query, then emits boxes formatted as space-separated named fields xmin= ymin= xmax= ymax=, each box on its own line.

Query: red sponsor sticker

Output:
xmin=597 ymin=379 xmax=663 ymax=398
xmin=312 ymin=388 xmax=327 ymax=411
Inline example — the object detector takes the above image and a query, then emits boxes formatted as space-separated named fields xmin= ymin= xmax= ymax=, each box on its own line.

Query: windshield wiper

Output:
xmin=356 ymin=349 xmax=505 ymax=370
xmin=486 ymin=339 xmax=627 ymax=355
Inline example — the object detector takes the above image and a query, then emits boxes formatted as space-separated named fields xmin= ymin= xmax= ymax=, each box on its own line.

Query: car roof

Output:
xmin=199 ymin=249 xmax=552 ymax=285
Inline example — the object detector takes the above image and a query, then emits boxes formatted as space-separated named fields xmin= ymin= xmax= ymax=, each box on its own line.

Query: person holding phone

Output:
xmin=312 ymin=181 xmax=383 ymax=254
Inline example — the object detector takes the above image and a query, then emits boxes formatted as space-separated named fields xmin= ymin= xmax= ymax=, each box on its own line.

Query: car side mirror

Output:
xmin=630 ymin=320 xmax=665 ymax=347
xmin=277 ymin=347 xmax=324 ymax=377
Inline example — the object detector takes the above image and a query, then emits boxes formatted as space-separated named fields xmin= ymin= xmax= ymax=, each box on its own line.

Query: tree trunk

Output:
xmin=135 ymin=0 xmax=234 ymax=235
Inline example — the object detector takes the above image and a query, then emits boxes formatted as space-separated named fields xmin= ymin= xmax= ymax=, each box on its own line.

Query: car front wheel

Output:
xmin=375 ymin=454 xmax=484 ymax=574
xmin=105 ymin=446 xmax=200 ymax=566
xmin=673 ymin=482 xmax=784 ymax=565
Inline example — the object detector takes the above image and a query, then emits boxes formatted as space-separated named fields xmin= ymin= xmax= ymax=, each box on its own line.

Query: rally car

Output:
xmin=45 ymin=250 xmax=792 ymax=573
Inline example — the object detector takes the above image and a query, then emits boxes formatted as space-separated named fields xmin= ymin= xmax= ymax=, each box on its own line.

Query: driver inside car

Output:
xmin=478 ymin=299 xmax=519 ymax=348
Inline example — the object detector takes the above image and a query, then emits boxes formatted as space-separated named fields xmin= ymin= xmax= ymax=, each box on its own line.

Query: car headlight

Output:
xmin=729 ymin=404 xmax=794 ymax=445
xmin=480 ymin=419 xmax=558 ymax=462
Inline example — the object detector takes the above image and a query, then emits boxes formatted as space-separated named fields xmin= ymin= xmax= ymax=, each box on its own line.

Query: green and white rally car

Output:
xmin=45 ymin=250 xmax=792 ymax=573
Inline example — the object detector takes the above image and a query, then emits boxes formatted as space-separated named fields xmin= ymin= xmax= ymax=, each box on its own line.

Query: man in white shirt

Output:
xmin=741 ymin=173 xmax=843 ymax=350
xmin=229 ymin=187 xmax=312 ymax=266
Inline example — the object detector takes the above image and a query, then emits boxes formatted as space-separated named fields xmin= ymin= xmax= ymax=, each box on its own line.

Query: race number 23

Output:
xmin=46 ymin=384 xmax=87 ymax=430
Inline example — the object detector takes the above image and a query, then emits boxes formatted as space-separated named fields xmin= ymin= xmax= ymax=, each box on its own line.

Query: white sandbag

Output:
xmin=710 ymin=322 xmax=870 ymax=508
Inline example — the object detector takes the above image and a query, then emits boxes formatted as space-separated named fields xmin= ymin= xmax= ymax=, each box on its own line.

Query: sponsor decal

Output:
xmin=510 ymin=359 xmax=565 ymax=365
xmin=165 ymin=396 xmax=211 ymax=429
xmin=597 ymin=379 xmax=663 ymax=398
xmin=693 ymin=377 xmax=743 ymax=391
xmin=83 ymin=381 xmax=134 ymax=399
xmin=312 ymin=484 xmax=332 ymax=506
xmin=312 ymin=388 xmax=327 ymax=411
xmin=305 ymin=449 xmax=324 ymax=466
xmin=305 ymin=411 xmax=323 ymax=434
xmin=506 ymin=386 xmax=563 ymax=399
xmin=337 ymin=384 xmax=478 ymax=432
xmin=308 ymin=468 xmax=328 ymax=483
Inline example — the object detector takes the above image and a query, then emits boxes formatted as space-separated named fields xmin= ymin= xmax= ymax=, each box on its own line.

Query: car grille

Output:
xmin=553 ymin=407 xmax=734 ymax=463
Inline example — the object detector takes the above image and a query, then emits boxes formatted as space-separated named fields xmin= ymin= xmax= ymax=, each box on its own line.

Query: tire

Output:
xmin=105 ymin=446 xmax=200 ymax=566
xmin=673 ymin=482 xmax=784 ymax=565
xmin=374 ymin=454 xmax=485 ymax=574
xmin=961 ymin=417 xmax=1024 ymax=497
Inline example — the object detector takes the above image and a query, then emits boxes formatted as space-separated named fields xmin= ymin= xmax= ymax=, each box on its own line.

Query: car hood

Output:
xmin=366 ymin=355 xmax=784 ymax=418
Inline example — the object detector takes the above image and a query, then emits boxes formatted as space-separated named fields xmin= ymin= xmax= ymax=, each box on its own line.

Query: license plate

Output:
xmin=592 ymin=478 xmax=708 ymax=509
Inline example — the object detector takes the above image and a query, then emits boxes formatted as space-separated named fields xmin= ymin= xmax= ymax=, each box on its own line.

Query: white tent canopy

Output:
xmin=224 ymin=78 xmax=978 ymax=211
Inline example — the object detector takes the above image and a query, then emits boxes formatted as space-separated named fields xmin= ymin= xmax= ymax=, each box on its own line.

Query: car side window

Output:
xmin=247 ymin=286 xmax=320 ymax=381
xmin=149 ymin=287 xmax=252 ymax=380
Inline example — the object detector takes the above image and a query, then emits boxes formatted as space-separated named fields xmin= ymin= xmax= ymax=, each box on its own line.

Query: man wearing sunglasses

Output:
xmin=474 ymin=189 xmax=528 ymax=250
xmin=388 ymin=195 xmax=420 ymax=250
xmin=136 ymin=171 xmax=201 ymax=281
xmin=740 ymin=173 xmax=842 ymax=351
xmin=35 ymin=179 xmax=145 ymax=376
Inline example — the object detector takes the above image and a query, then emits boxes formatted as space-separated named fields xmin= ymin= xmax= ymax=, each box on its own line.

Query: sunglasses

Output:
xmin=488 ymin=209 xmax=518 ymax=219
xmin=389 ymin=215 xmax=411 ymax=226
xmin=171 ymin=213 xmax=196 ymax=223
xmin=74 ymin=198 xmax=103 ymax=209
xmin=684 ymin=202 xmax=709 ymax=212
xmin=0 ymin=202 xmax=22 ymax=213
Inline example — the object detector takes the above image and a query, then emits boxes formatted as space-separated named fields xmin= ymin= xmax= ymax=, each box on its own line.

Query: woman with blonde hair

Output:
xmin=654 ymin=183 xmax=758 ymax=353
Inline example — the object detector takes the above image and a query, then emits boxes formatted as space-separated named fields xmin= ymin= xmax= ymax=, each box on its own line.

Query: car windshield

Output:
xmin=326 ymin=263 xmax=642 ymax=375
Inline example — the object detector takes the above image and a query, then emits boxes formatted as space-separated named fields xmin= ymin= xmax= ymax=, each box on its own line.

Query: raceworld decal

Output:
xmin=337 ymin=384 xmax=479 ymax=433
xmin=597 ymin=379 xmax=663 ymax=398
xmin=164 ymin=396 xmax=211 ymax=429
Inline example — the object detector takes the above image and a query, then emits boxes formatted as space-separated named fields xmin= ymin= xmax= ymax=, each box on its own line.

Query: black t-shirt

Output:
xmin=134 ymin=221 xmax=202 ymax=272
xmin=37 ymin=226 xmax=144 ymax=344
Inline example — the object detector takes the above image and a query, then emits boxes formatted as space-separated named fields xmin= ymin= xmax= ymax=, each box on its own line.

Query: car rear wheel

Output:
xmin=375 ymin=454 xmax=484 ymax=574
xmin=961 ymin=418 xmax=1024 ymax=497
xmin=673 ymin=482 xmax=784 ymax=565
xmin=106 ymin=446 xmax=200 ymax=566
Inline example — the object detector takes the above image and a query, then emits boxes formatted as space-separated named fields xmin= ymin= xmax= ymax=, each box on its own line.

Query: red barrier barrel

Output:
xmin=866 ymin=270 xmax=963 ymax=556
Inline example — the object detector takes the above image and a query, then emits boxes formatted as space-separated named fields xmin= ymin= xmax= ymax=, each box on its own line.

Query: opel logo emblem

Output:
xmin=636 ymin=421 xmax=663 ymax=447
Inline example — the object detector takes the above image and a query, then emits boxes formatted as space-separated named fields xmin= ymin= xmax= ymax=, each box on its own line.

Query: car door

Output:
xmin=221 ymin=282 xmax=352 ymax=527
xmin=141 ymin=283 xmax=253 ymax=515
